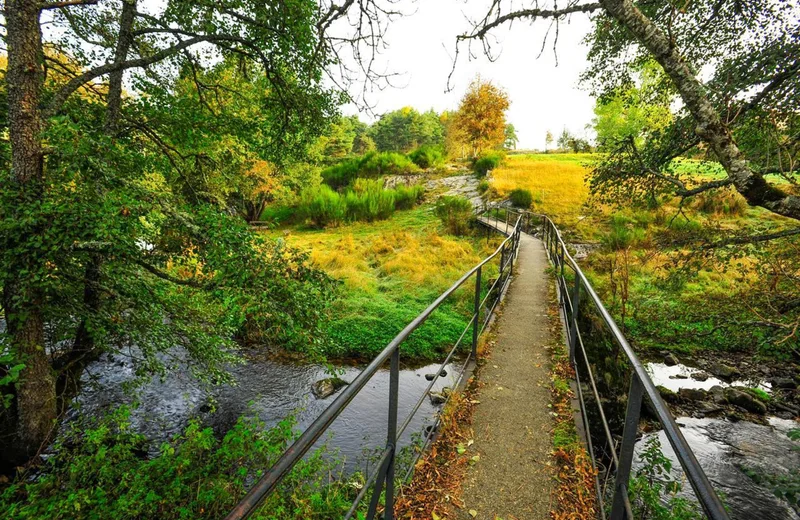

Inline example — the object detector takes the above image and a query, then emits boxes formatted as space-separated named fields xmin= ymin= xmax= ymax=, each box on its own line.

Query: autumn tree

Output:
xmin=545 ymin=130 xmax=554 ymax=152
xmin=453 ymin=77 xmax=510 ymax=156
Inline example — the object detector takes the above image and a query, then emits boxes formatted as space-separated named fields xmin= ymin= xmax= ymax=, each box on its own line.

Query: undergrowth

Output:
xmin=0 ymin=407 xmax=361 ymax=519
xmin=548 ymin=285 xmax=598 ymax=520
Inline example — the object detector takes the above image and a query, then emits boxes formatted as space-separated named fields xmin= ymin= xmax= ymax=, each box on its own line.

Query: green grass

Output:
xmin=266 ymin=208 xmax=500 ymax=360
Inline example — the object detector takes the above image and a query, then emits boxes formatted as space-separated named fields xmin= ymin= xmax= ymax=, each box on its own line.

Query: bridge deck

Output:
xmin=457 ymin=231 xmax=554 ymax=519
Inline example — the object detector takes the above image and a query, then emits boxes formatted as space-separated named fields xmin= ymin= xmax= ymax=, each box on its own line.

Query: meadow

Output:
xmin=491 ymin=154 xmax=796 ymax=359
xmin=267 ymin=207 xmax=501 ymax=360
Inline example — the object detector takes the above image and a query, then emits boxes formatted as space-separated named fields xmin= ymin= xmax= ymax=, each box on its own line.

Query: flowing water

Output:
xmin=636 ymin=416 xmax=799 ymax=520
xmin=71 ymin=351 xmax=460 ymax=472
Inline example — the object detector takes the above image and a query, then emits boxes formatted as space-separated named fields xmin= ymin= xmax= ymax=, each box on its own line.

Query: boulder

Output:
xmin=663 ymin=352 xmax=680 ymax=367
xmin=770 ymin=377 xmax=798 ymax=390
xmin=691 ymin=371 xmax=710 ymax=382
xmin=311 ymin=377 xmax=348 ymax=399
xmin=708 ymin=385 xmax=726 ymax=403
xmin=724 ymin=388 xmax=767 ymax=414
xmin=657 ymin=385 xmax=679 ymax=404
xmin=678 ymin=388 xmax=708 ymax=402
xmin=709 ymin=362 xmax=740 ymax=380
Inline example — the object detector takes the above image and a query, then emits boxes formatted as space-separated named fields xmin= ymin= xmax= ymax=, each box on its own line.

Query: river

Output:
xmin=71 ymin=351 xmax=460 ymax=473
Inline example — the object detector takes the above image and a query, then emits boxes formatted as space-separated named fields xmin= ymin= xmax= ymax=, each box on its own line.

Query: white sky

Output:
xmin=341 ymin=1 xmax=597 ymax=150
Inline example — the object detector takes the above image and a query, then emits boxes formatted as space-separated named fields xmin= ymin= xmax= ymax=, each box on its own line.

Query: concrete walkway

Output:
xmin=458 ymin=233 xmax=554 ymax=519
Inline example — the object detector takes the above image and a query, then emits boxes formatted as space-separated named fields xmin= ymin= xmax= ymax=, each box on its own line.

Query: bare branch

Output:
xmin=40 ymin=0 xmax=98 ymax=10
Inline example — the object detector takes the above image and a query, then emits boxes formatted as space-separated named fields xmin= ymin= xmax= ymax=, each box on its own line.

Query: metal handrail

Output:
xmin=225 ymin=211 xmax=523 ymax=520
xmin=541 ymin=216 xmax=729 ymax=520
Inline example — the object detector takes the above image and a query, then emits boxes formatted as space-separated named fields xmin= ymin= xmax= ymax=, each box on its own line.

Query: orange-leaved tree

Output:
xmin=453 ymin=77 xmax=510 ymax=157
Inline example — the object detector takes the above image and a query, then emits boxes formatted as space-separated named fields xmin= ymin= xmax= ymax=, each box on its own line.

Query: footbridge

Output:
xmin=225 ymin=206 xmax=730 ymax=520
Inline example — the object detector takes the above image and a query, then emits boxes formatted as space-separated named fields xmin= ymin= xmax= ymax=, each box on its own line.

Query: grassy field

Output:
xmin=490 ymin=154 xmax=593 ymax=225
xmin=267 ymin=208 xmax=501 ymax=360
xmin=490 ymin=153 xmax=796 ymax=359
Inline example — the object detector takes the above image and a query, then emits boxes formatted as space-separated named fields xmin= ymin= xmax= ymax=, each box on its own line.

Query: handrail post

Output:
xmin=472 ymin=266 xmax=481 ymax=360
xmin=610 ymin=374 xmax=644 ymax=520
xmin=569 ymin=276 xmax=580 ymax=364
xmin=384 ymin=348 xmax=400 ymax=520
xmin=504 ymin=208 xmax=509 ymax=234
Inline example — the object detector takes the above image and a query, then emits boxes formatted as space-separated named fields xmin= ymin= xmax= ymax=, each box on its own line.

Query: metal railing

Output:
xmin=541 ymin=215 xmax=729 ymax=520
xmin=225 ymin=211 xmax=523 ymax=520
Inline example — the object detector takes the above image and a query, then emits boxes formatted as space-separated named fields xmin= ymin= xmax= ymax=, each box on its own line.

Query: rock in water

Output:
xmin=709 ymin=362 xmax=740 ymax=380
xmin=663 ymin=352 xmax=680 ymax=366
xmin=691 ymin=371 xmax=710 ymax=382
xmin=678 ymin=388 xmax=707 ymax=401
xmin=724 ymin=388 xmax=767 ymax=414
xmin=311 ymin=377 xmax=348 ymax=399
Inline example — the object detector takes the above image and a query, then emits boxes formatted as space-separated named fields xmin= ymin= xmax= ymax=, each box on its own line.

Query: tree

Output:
xmin=592 ymin=61 xmax=673 ymax=150
xmin=453 ymin=77 xmax=510 ymax=156
xmin=454 ymin=0 xmax=800 ymax=222
xmin=504 ymin=124 xmax=519 ymax=150
xmin=1 ymin=0 xmax=392 ymax=463
xmin=545 ymin=130 xmax=554 ymax=152
xmin=368 ymin=107 xmax=445 ymax=152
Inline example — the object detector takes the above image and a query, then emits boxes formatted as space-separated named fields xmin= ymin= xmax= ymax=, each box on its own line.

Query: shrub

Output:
xmin=394 ymin=184 xmax=425 ymax=210
xmin=359 ymin=151 xmax=420 ymax=177
xmin=692 ymin=188 xmax=748 ymax=216
xmin=509 ymin=188 xmax=533 ymax=209
xmin=477 ymin=179 xmax=490 ymax=194
xmin=299 ymin=185 xmax=347 ymax=228
xmin=434 ymin=196 xmax=474 ymax=236
xmin=349 ymin=179 xmax=395 ymax=221
xmin=0 ymin=407 xmax=356 ymax=520
xmin=321 ymin=159 xmax=361 ymax=189
xmin=472 ymin=151 xmax=505 ymax=177
xmin=602 ymin=214 xmax=645 ymax=250
xmin=407 ymin=145 xmax=445 ymax=169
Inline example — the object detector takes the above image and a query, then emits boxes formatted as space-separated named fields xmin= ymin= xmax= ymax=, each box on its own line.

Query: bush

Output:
xmin=321 ymin=159 xmax=361 ymax=189
xmin=434 ymin=196 xmax=474 ymax=236
xmin=394 ymin=184 xmax=425 ymax=209
xmin=321 ymin=152 xmax=420 ymax=189
xmin=348 ymin=178 xmax=395 ymax=221
xmin=602 ymin=214 xmax=645 ymax=250
xmin=300 ymin=179 xmax=421 ymax=227
xmin=509 ymin=188 xmax=533 ymax=209
xmin=0 ymin=408 xmax=356 ymax=520
xmin=299 ymin=185 xmax=347 ymax=227
xmin=358 ymin=151 xmax=420 ymax=177
xmin=692 ymin=188 xmax=748 ymax=216
xmin=407 ymin=145 xmax=445 ymax=169
xmin=472 ymin=151 xmax=505 ymax=177
xmin=477 ymin=179 xmax=490 ymax=194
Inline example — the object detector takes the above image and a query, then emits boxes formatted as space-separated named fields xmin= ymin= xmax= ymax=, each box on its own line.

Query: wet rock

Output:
xmin=424 ymin=369 xmax=448 ymax=381
xmin=663 ymin=352 xmax=680 ymax=366
xmin=311 ymin=377 xmax=348 ymax=399
xmin=691 ymin=371 xmax=710 ymax=382
xmin=657 ymin=385 xmax=679 ymax=404
xmin=678 ymin=388 xmax=707 ymax=402
xmin=708 ymin=385 xmax=726 ymax=403
xmin=669 ymin=374 xmax=688 ymax=380
xmin=696 ymin=401 xmax=723 ymax=414
xmin=724 ymin=388 xmax=767 ymax=414
xmin=709 ymin=362 xmax=740 ymax=380
xmin=429 ymin=392 xmax=447 ymax=405
xmin=770 ymin=377 xmax=798 ymax=390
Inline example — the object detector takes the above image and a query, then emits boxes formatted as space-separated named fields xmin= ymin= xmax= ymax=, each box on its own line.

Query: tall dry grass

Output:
xmin=490 ymin=155 xmax=591 ymax=223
